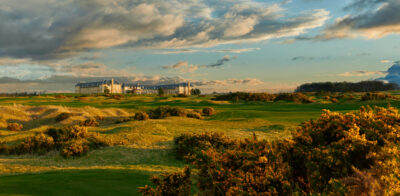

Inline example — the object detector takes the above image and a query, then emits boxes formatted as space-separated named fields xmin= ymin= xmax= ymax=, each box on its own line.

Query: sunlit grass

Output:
xmin=0 ymin=94 xmax=399 ymax=195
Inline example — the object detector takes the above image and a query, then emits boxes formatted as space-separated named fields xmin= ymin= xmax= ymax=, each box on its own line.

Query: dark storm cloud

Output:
xmin=377 ymin=61 xmax=400 ymax=84
xmin=316 ymin=0 xmax=400 ymax=40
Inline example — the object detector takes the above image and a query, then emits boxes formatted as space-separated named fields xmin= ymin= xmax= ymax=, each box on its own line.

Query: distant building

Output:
xmin=75 ymin=79 xmax=122 ymax=94
xmin=75 ymin=79 xmax=191 ymax=95
xmin=123 ymin=82 xmax=191 ymax=95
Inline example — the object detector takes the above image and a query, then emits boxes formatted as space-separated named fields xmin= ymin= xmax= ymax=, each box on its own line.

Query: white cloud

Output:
xmin=0 ymin=0 xmax=330 ymax=60
xmin=338 ymin=70 xmax=387 ymax=77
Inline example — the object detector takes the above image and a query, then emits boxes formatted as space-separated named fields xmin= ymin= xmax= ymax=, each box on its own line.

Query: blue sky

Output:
xmin=0 ymin=0 xmax=399 ymax=93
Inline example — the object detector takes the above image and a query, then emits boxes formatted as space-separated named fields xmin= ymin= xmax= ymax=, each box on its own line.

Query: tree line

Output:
xmin=295 ymin=81 xmax=398 ymax=92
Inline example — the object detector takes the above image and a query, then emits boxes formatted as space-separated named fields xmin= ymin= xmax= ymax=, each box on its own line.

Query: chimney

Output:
xmin=111 ymin=78 xmax=114 ymax=93
xmin=188 ymin=81 xmax=191 ymax=95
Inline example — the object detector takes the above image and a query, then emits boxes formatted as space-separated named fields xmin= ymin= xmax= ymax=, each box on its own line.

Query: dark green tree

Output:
xmin=104 ymin=86 xmax=110 ymax=94
xmin=191 ymin=88 xmax=201 ymax=96
xmin=158 ymin=88 xmax=165 ymax=97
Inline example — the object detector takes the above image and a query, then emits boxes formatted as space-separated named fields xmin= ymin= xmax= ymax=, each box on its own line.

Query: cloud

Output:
xmin=157 ymin=48 xmax=260 ymax=55
xmin=157 ymin=49 xmax=199 ymax=55
xmin=0 ymin=58 xmax=32 ymax=65
xmin=378 ymin=61 xmax=400 ymax=84
xmin=214 ymin=48 xmax=260 ymax=53
xmin=162 ymin=61 xmax=198 ymax=73
xmin=191 ymin=78 xmax=263 ymax=86
xmin=291 ymin=56 xmax=331 ymax=61
xmin=315 ymin=0 xmax=400 ymax=40
xmin=381 ymin=60 xmax=391 ymax=63
xmin=338 ymin=70 xmax=387 ymax=77
xmin=207 ymin=56 xmax=232 ymax=67
xmin=162 ymin=56 xmax=234 ymax=73
xmin=292 ymin=56 xmax=314 ymax=61
xmin=0 ymin=0 xmax=330 ymax=60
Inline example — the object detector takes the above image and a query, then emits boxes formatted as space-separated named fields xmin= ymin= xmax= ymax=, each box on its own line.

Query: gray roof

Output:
xmin=75 ymin=80 xmax=120 ymax=88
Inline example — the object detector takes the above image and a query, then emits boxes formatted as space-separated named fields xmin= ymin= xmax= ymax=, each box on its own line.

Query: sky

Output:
xmin=0 ymin=0 xmax=399 ymax=93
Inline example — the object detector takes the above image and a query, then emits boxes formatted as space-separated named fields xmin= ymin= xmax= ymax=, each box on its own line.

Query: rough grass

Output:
xmin=0 ymin=105 xmax=131 ymax=131
xmin=0 ymin=93 xmax=399 ymax=195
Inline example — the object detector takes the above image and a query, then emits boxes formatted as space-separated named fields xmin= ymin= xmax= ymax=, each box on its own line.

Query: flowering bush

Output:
xmin=147 ymin=106 xmax=204 ymax=120
xmin=61 ymin=139 xmax=89 ymax=158
xmin=138 ymin=166 xmax=191 ymax=196
xmin=2 ymin=125 xmax=120 ymax=158
xmin=202 ymin=107 xmax=215 ymax=116
xmin=47 ymin=125 xmax=88 ymax=146
xmin=7 ymin=122 xmax=23 ymax=131
xmin=134 ymin=112 xmax=149 ymax=121
xmin=144 ymin=106 xmax=400 ymax=195
xmin=80 ymin=118 xmax=99 ymax=127
xmin=173 ymin=132 xmax=235 ymax=161
xmin=14 ymin=133 xmax=55 ymax=154
xmin=290 ymin=106 xmax=400 ymax=193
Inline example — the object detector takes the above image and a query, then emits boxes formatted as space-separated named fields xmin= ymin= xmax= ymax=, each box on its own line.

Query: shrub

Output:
xmin=61 ymin=139 xmax=89 ymax=158
xmin=138 ymin=166 xmax=192 ymax=196
xmin=173 ymin=132 xmax=236 ymax=161
xmin=80 ymin=118 xmax=99 ymax=127
xmin=14 ymin=133 xmax=55 ymax=154
xmin=212 ymin=92 xmax=275 ymax=102
xmin=153 ymin=106 xmax=400 ymax=195
xmin=175 ymin=94 xmax=188 ymax=97
xmin=4 ymin=125 xmax=119 ymax=158
xmin=361 ymin=92 xmax=391 ymax=101
xmin=78 ymin=97 xmax=89 ymax=101
xmin=274 ymin=92 xmax=314 ymax=103
xmin=202 ymin=107 xmax=215 ymax=116
xmin=148 ymin=106 xmax=189 ymax=119
xmin=134 ymin=112 xmax=149 ymax=121
xmin=193 ymin=137 xmax=294 ymax=195
xmin=331 ymin=98 xmax=339 ymax=103
xmin=54 ymin=95 xmax=67 ymax=99
xmin=0 ymin=143 xmax=9 ymax=154
xmin=7 ymin=122 xmax=23 ymax=131
xmin=55 ymin=112 xmax=72 ymax=122
xmin=47 ymin=125 xmax=88 ymax=146
xmin=186 ymin=111 xmax=203 ymax=119
xmin=290 ymin=106 xmax=400 ymax=193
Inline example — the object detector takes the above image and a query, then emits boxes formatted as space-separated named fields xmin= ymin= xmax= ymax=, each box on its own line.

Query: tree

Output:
xmin=191 ymin=88 xmax=201 ymax=96
xmin=104 ymin=86 xmax=110 ymax=94
xmin=158 ymin=88 xmax=165 ymax=97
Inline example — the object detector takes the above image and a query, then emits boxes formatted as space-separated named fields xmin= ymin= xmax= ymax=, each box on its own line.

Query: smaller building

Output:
xmin=123 ymin=82 xmax=191 ymax=95
xmin=75 ymin=79 xmax=122 ymax=94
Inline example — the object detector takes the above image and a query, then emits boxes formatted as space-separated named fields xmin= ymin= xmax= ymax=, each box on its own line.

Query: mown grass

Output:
xmin=0 ymin=93 xmax=399 ymax=195
xmin=0 ymin=169 xmax=151 ymax=196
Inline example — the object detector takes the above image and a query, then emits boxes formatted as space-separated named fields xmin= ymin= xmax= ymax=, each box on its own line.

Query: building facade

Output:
xmin=123 ymin=82 xmax=191 ymax=95
xmin=75 ymin=79 xmax=122 ymax=94
xmin=76 ymin=80 xmax=191 ymax=95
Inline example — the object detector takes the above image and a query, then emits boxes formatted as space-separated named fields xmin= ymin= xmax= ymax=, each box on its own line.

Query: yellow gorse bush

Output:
xmin=142 ymin=106 xmax=400 ymax=195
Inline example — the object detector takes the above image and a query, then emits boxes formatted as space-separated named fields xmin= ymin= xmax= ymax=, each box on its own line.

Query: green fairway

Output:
xmin=0 ymin=93 xmax=399 ymax=195
xmin=0 ymin=170 xmax=150 ymax=196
